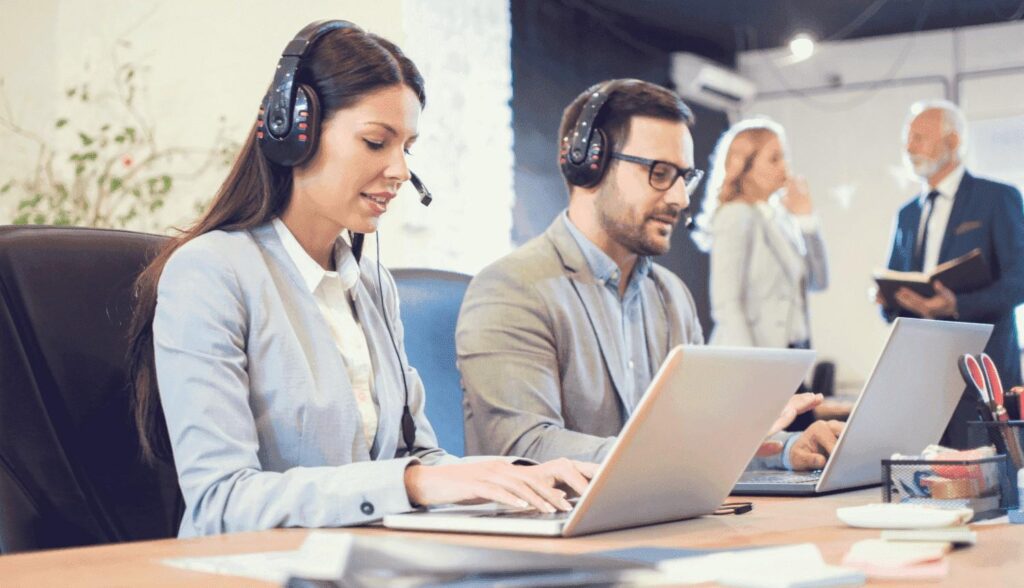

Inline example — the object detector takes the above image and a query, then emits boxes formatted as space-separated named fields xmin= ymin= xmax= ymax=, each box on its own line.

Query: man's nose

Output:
xmin=665 ymin=180 xmax=690 ymax=209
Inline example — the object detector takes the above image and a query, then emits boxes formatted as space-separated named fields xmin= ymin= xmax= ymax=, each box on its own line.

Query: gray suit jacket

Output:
xmin=457 ymin=216 xmax=706 ymax=463
xmin=709 ymin=201 xmax=828 ymax=348
xmin=154 ymin=223 xmax=459 ymax=537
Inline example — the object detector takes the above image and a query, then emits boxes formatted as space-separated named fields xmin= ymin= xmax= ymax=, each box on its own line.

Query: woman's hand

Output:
xmin=781 ymin=176 xmax=813 ymax=215
xmin=404 ymin=458 xmax=598 ymax=513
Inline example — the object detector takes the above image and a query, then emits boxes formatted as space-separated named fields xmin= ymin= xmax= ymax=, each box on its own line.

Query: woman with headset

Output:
xmin=127 ymin=20 xmax=593 ymax=538
xmin=694 ymin=119 xmax=829 ymax=352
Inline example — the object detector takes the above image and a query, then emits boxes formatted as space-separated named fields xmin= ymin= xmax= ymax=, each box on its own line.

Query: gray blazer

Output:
xmin=154 ymin=223 xmax=458 ymax=537
xmin=709 ymin=201 xmax=828 ymax=348
xmin=456 ymin=216 xmax=705 ymax=463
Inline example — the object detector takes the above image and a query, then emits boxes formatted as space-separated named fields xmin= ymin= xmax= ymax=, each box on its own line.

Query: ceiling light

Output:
xmin=789 ymin=33 xmax=816 ymax=62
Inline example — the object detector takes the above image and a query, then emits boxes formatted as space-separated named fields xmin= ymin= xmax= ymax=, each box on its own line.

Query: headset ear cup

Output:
xmin=560 ymin=128 xmax=608 ymax=188
xmin=584 ymin=128 xmax=609 ymax=188
xmin=291 ymin=84 xmax=321 ymax=166
xmin=257 ymin=83 xmax=322 ymax=167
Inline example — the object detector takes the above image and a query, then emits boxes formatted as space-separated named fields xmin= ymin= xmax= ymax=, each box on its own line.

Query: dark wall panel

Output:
xmin=511 ymin=0 xmax=730 ymax=334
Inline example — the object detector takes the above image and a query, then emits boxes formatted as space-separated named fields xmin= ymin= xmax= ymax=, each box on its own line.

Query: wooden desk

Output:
xmin=1 ymin=489 xmax=1020 ymax=586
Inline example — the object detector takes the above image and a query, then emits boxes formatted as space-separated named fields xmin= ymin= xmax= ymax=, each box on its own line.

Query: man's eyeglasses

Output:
xmin=609 ymin=152 xmax=704 ymax=193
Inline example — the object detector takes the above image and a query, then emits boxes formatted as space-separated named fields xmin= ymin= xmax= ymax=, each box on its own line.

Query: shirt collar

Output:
xmin=561 ymin=211 xmax=652 ymax=286
xmin=272 ymin=217 xmax=360 ymax=293
xmin=920 ymin=164 xmax=965 ymax=204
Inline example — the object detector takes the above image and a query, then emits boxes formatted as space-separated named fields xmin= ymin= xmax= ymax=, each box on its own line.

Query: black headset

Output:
xmin=559 ymin=80 xmax=619 ymax=188
xmin=256 ymin=19 xmax=432 ymax=207
xmin=258 ymin=19 xmax=432 ymax=455
xmin=559 ymin=79 xmax=696 ymax=229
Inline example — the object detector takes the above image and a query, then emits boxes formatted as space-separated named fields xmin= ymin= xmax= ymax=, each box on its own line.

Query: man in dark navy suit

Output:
xmin=880 ymin=100 xmax=1024 ymax=446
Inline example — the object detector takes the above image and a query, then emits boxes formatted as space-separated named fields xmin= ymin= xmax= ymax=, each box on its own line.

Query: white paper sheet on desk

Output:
xmin=163 ymin=531 xmax=353 ymax=584
xmin=163 ymin=530 xmax=644 ymax=584
xmin=656 ymin=543 xmax=866 ymax=587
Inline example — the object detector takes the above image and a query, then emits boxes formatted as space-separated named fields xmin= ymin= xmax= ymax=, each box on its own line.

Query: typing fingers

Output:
xmin=756 ymin=439 xmax=785 ymax=457
xmin=545 ymin=458 xmax=592 ymax=497
xmin=488 ymin=474 xmax=561 ymax=513
xmin=826 ymin=420 xmax=845 ymax=437
xmin=571 ymin=460 xmax=599 ymax=480
xmin=519 ymin=472 xmax=573 ymax=512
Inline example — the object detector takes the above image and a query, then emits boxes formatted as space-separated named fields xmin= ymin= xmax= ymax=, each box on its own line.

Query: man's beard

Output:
xmin=906 ymin=149 xmax=951 ymax=180
xmin=597 ymin=193 xmax=679 ymax=257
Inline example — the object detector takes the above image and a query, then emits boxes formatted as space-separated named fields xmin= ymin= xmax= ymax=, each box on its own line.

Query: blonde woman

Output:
xmin=694 ymin=119 xmax=828 ymax=350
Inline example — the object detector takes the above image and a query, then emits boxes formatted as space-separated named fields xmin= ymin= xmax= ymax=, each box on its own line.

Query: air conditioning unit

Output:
xmin=670 ymin=53 xmax=757 ymax=111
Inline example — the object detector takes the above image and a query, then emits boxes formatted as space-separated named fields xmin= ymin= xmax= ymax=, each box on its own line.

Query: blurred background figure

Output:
xmin=694 ymin=119 xmax=830 ymax=431
xmin=880 ymin=100 xmax=1024 ymax=447
xmin=695 ymin=119 xmax=829 ymax=350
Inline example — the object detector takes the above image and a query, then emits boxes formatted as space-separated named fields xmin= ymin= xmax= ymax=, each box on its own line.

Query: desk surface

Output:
xmin=1 ymin=489 xmax=1020 ymax=586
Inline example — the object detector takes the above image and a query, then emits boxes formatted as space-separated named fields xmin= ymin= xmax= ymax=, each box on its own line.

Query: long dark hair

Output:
xmin=128 ymin=23 xmax=426 ymax=463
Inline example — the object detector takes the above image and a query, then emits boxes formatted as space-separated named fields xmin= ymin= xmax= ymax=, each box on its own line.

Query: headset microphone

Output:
xmin=410 ymin=171 xmax=432 ymax=207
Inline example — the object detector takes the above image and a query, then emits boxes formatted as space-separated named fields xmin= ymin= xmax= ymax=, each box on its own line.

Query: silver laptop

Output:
xmin=383 ymin=345 xmax=815 ymax=537
xmin=734 ymin=318 xmax=993 ymax=496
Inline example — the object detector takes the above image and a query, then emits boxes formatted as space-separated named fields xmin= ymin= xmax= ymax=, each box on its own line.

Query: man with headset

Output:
xmin=456 ymin=79 xmax=842 ymax=470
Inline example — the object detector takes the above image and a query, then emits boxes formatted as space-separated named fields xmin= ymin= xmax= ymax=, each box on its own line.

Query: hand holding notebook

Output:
xmin=874 ymin=248 xmax=991 ymax=309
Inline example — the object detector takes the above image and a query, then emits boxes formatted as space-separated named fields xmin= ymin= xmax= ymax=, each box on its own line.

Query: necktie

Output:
xmin=912 ymin=190 xmax=940 ymax=271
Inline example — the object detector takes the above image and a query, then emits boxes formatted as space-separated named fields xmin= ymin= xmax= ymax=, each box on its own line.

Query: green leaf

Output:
xmin=66 ymin=88 xmax=76 ymax=98
xmin=161 ymin=175 xmax=172 ymax=193
xmin=0 ymin=180 xmax=12 ymax=194
xmin=18 ymin=194 xmax=43 ymax=209
xmin=55 ymin=118 xmax=68 ymax=128
xmin=13 ymin=213 xmax=30 ymax=225
xmin=78 ymin=132 xmax=94 ymax=146
xmin=110 ymin=177 xmax=123 ymax=192
xmin=33 ymin=213 xmax=46 ymax=224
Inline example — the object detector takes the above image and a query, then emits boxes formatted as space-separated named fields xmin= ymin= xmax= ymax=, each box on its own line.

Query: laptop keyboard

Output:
xmin=738 ymin=470 xmax=822 ymax=485
xmin=482 ymin=509 xmax=572 ymax=520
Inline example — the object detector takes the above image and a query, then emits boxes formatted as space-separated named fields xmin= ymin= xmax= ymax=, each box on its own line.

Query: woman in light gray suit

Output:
xmin=126 ymin=21 xmax=592 ymax=538
xmin=694 ymin=119 xmax=829 ymax=350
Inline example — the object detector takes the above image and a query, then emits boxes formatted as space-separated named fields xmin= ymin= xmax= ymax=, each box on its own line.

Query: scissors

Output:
xmin=979 ymin=353 xmax=1024 ymax=470
xmin=957 ymin=354 xmax=1007 ymax=454
xmin=958 ymin=354 xmax=994 ymax=417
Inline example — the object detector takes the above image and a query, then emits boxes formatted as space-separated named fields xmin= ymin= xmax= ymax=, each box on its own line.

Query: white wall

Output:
xmin=739 ymin=21 xmax=1024 ymax=389
xmin=0 ymin=0 xmax=515 ymax=273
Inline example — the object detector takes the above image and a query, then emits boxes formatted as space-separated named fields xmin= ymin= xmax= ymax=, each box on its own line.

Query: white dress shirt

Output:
xmin=272 ymin=218 xmax=378 ymax=448
xmin=919 ymin=165 xmax=965 ymax=273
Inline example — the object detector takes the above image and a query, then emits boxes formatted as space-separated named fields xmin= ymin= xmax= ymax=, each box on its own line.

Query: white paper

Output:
xmin=162 ymin=531 xmax=353 ymax=584
xmin=656 ymin=543 xmax=865 ymax=587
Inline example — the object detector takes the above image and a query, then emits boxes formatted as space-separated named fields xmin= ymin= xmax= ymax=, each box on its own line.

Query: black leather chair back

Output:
xmin=0 ymin=225 xmax=182 ymax=553
xmin=391 ymin=268 xmax=472 ymax=456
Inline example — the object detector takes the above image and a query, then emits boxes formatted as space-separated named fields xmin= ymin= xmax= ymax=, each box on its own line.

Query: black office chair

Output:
xmin=0 ymin=225 xmax=182 ymax=554
xmin=391 ymin=268 xmax=472 ymax=457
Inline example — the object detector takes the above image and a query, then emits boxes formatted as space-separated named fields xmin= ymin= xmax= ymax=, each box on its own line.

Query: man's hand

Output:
xmin=894 ymin=281 xmax=958 ymax=319
xmin=756 ymin=393 xmax=823 ymax=457
xmin=404 ymin=458 xmax=597 ymax=513
xmin=788 ymin=420 xmax=844 ymax=471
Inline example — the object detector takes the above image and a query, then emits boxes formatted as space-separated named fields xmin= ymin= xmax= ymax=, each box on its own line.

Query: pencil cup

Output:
xmin=881 ymin=454 xmax=1013 ymax=521
xmin=967 ymin=419 xmax=1024 ymax=498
